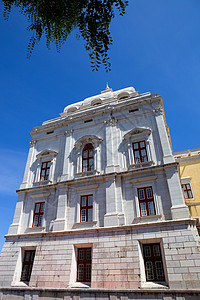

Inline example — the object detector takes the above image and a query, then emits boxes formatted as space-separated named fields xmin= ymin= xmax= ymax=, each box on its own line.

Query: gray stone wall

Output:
xmin=0 ymin=287 xmax=200 ymax=300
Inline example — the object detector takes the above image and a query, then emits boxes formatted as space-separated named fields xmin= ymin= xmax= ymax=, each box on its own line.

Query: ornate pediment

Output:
xmin=123 ymin=127 xmax=151 ymax=140
xmin=36 ymin=149 xmax=58 ymax=159
xmin=74 ymin=135 xmax=103 ymax=148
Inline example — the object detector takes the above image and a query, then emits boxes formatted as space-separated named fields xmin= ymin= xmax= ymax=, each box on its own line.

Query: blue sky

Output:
xmin=0 ymin=0 xmax=200 ymax=250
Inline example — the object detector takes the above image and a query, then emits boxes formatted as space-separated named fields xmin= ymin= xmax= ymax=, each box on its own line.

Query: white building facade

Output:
xmin=0 ymin=86 xmax=200 ymax=298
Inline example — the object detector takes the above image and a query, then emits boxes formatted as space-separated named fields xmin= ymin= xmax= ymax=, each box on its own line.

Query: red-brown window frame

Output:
xmin=181 ymin=183 xmax=193 ymax=199
xmin=80 ymin=195 xmax=93 ymax=222
xmin=32 ymin=202 xmax=45 ymax=227
xmin=132 ymin=140 xmax=148 ymax=164
xmin=82 ymin=143 xmax=94 ymax=172
xmin=143 ymin=243 xmax=165 ymax=282
xmin=137 ymin=186 xmax=156 ymax=217
xmin=21 ymin=250 xmax=36 ymax=282
xmin=77 ymin=248 xmax=92 ymax=282
xmin=40 ymin=161 xmax=51 ymax=181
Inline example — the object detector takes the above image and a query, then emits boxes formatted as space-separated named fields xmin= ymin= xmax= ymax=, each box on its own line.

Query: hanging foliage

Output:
xmin=2 ymin=0 xmax=128 ymax=71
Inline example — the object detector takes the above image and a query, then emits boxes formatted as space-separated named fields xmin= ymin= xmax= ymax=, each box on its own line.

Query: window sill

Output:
xmin=73 ymin=221 xmax=97 ymax=229
xmin=25 ymin=226 xmax=45 ymax=233
xmin=11 ymin=281 xmax=30 ymax=287
xmin=133 ymin=215 xmax=162 ymax=224
xmin=75 ymin=170 xmax=100 ymax=178
xmin=141 ymin=281 xmax=168 ymax=289
xmin=128 ymin=161 xmax=155 ymax=170
xmin=33 ymin=180 xmax=52 ymax=186
xmin=68 ymin=282 xmax=90 ymax=288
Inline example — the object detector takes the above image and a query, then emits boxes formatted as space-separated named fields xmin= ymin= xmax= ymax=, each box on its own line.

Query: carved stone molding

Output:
xmin=153 ymin=106 xmax=163 ymax=116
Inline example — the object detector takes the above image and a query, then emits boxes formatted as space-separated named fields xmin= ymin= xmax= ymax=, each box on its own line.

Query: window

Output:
xmin=82 ymin=143 xmax=94 ymax=172
xmin=133 ymin=140 xmax=148 ymax=164
xmin=182 ymin=183 xmax=193 ymax=199
xmin=80 ymin=195 xmax=93 ymax=222
xmin=143 ymin=243 xmax=165 ymax=282
xmin=40 ymin=161 xmax=51 ymax=181
xmin=138 ymin=187 xmax=156 ymax=216
xmin=21 ymin=250 xmax=35 ymax=282
xmin=32 ymin=202 xmax=45 ymax=227
xmin=77 ymin=248 xmax=92 ymax=282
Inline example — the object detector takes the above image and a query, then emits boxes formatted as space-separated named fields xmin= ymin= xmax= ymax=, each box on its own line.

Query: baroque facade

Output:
xmin=0 ymin=86 xmax=200 ymax=297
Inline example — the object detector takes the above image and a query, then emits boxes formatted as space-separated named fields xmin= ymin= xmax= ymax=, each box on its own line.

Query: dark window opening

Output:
xmin=138 ymin=187 xmax=156 ymax=217
xmin=21 ymin=250 xmax=35 ymax=282
xmin=77 ymin=248 xmax=92 ymax=282
xmin=182 ymin=183 xmax=193 ymax=199
xmin=82 ymin=143 xmax=94 ymax=172
xmin=32 ymin=202 xmax=45 ymax=227
xmin=80 ymin=195 xmax=93 ymax=222
xmin=133 ymin=140 xmax=148 ymax=164
xmin=40 ymin=161 xmax=51 ymax=181
xmin=129 ymin=108 xmax=139 ymax=113
xmin=143 ymin=243 xmax=165 ymax=282
xmin=84 ymin=119 xmax=93 ymax=123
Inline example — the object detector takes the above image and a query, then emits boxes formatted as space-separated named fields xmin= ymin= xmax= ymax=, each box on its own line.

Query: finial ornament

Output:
xmin=101 ymin=82 xmax=113 ymax=94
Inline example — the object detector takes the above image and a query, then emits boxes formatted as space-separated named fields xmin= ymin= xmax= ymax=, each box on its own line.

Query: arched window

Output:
xmin=82 ymin=143 xmax=94 ymax=172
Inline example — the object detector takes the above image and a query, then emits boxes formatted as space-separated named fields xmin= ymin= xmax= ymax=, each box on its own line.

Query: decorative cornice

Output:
xmin=36 ymin=149 xmax=58 ymax=159
xmin=123 ymin=127 xmax=151 ymax=140
xmin=74 ymin=135 xmax=103 ymax=148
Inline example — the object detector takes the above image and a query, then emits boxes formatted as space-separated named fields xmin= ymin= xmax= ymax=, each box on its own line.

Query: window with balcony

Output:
xmin=82 ymin=143 xmax=94 ymax=172
xmin=32 ymin=202 xmax=45 ymax=227
xmin=80 ymin=195 xmax=93 ymax=222
xmin=143 ymin=243 xmax=165 ymax=282
xmin=21 ymin=250 xmax=36 ymax=282
xmin=138 ymin=187 xmax=156 ymax=216
xmin=77 ymin=248 xmax=92 ymax=282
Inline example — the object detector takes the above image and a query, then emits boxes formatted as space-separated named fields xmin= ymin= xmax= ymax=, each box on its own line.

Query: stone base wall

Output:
xmin=0 ymin=220 xmax=200 ymax=290
xmin=0 ymin=288 xmax=200 ymax=300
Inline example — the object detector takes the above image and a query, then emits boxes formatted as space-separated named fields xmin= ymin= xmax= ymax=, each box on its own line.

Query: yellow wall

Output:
xmin=179 ymin=158 xmax=200 ymax=218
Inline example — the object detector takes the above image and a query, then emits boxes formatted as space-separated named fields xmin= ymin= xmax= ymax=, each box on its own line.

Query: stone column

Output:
xmin=154 ymin=106 xmax=174 ymax=164
xmin=165 ymin=166 xmax=190 ymax=219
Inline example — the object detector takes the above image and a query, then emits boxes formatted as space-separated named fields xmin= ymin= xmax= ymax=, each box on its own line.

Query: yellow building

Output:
xmin=174 ymin=148 xmax=200 ymax=233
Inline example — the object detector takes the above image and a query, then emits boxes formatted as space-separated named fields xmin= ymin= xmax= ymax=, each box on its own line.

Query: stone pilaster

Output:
xmin=60 ymin=129 xmax=74 ymax=181
xmin=154 ymin=106 xmax=174 ymax=164
xmin=104 ymin=176 xmax=125 ymax=226
xmin=20 ymin=140 xmax=36 ymax=189
xmin=165 ymin=166 xmax=190 ymax=219
xmin=8 ymin=193 xmax=25 ymax=235
xmin=52 ymin=186 xmax=68 ymax=231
